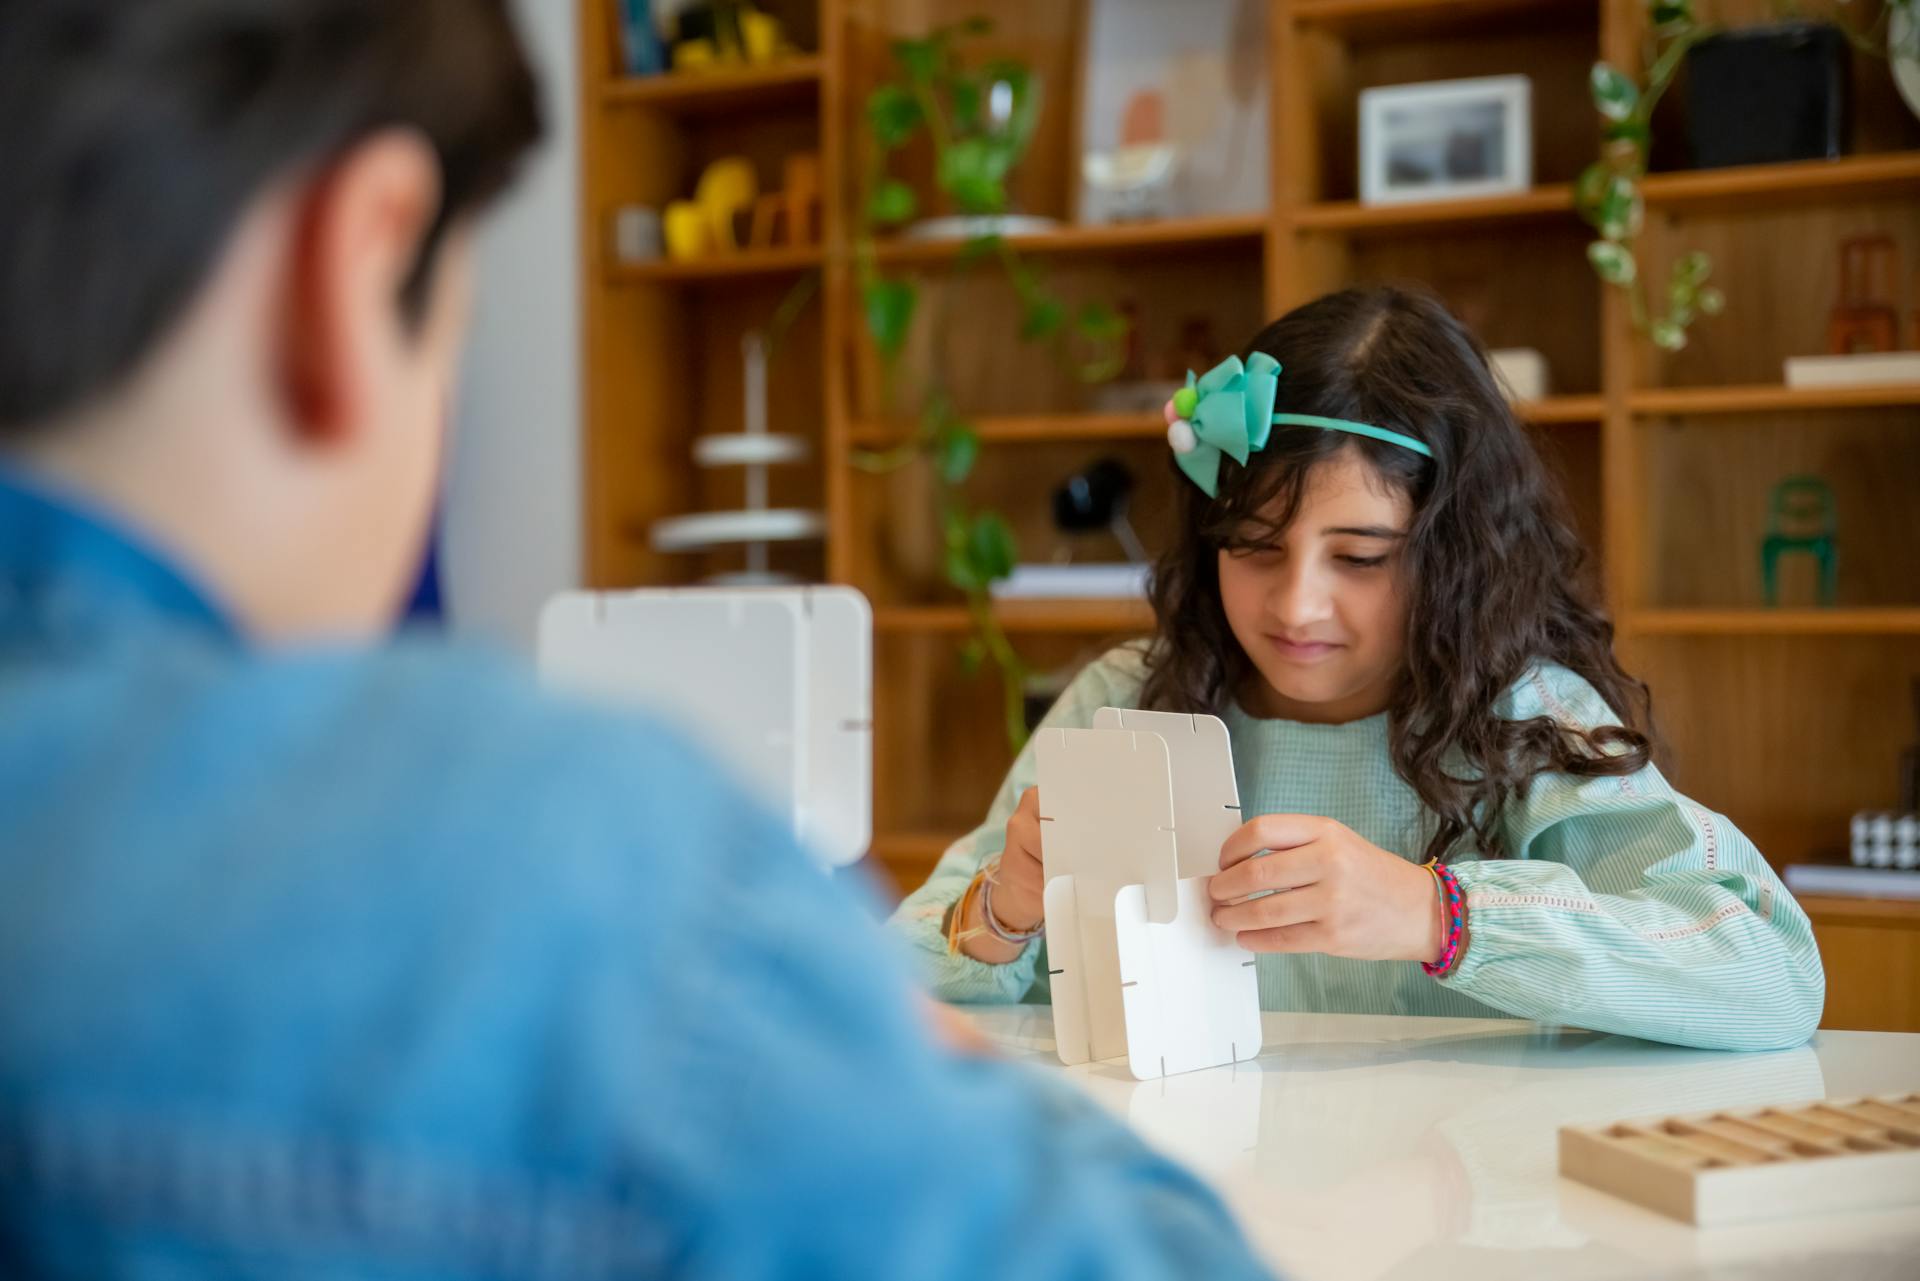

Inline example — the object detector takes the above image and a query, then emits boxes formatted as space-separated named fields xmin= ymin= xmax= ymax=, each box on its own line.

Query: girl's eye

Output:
xmin=1338 ymin=554 xmax=1389 ymax=569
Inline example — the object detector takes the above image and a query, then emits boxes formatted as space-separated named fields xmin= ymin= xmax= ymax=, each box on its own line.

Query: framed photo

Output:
xmin=1359 ymin=75 xmax=1532 ymax=206
xmin=1075 ymin=0 xmax=1269 ymax=223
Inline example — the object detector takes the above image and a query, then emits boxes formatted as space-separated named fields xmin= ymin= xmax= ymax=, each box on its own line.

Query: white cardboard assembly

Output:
xmin=535 ymin=586 xmax=872 ymax=869
xmin=1038 ymin=710 xmax=1262 ymax=1080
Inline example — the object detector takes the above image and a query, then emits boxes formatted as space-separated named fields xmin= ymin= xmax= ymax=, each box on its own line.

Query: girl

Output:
xmin=891 ymin=285 xmax=1823 ymax=1053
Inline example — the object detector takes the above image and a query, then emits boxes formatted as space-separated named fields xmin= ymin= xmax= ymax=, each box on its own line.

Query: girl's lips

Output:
xmin=1265 ymin=635 xmax=1342 ymax=662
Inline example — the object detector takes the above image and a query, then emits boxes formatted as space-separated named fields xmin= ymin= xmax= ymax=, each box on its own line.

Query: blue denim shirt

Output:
xmin=0 ymin=468 xmax=1270 ymax=1280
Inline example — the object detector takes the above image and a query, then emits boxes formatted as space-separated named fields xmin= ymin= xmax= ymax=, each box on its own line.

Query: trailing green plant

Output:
xmin=1578 ymin=0 xmax=1725 ymax=352
xmin=853 ymin=18 xmax=1125 ymax=752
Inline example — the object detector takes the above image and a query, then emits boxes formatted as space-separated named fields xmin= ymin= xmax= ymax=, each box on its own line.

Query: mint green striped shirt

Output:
xmin=890 ymin=646 xmax=1824 ymax=1051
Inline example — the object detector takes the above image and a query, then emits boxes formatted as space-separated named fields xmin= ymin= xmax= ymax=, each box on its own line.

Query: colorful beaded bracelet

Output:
xmin=1421 ymin=858 xmax=1467 ymax=978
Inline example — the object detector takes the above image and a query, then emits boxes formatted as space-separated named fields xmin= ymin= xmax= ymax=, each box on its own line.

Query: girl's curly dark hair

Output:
xmin=1139 ymin=285 xmax=1653 ymax=862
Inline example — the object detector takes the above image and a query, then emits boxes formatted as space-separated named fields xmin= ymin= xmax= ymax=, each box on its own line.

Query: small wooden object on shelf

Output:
xmin=1827 ymin=235 xmax=1901 ymax=356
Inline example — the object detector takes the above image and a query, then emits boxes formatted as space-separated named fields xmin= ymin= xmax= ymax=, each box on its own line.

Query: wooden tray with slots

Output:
xmin=1559 ymin=1094 xmax=1920 ymax=1225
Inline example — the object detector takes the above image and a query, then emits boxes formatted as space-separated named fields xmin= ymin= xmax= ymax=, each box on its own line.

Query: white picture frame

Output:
xmin=1359 ymin=74 xmax=1532 ymax=207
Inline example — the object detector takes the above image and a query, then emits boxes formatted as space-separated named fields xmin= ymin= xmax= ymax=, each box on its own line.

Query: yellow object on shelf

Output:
xmin=695 ymin=157 xmax=757 ymax=253
xmin=671 ymin=38 xmax=715 ymax=72
xmin=663 ymin=201 xmax=709 ymax=261
xmin=741 ymin=12 xmax=781 ymax=63
xmin=669 ymin=6 xmax=785 ymax=72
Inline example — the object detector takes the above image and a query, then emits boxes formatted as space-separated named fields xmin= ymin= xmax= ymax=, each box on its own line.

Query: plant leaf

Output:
xmin=1651 ymin=1 xmax=1695 ymax=30
xmin=867 ymin=179 xmax=917 ymax=225
xmin=892 ymin=37 xmax=940 ymax=84
xmin=967 ymin=512 xmax=1018 ymax=584
xmin=958 ymin=636 xmax=985 ymax=676
xmin=950 ymin=76 xmax=982 ymax=132
xmin=1676 ymin=250 xmax=1712 ymax=286
xmin=1603 ymin=120 xmax=1652 ymax=148
xmin=937 ymin=422 xmax=980 ymax=485
xmin=1596 ymin=174 xmax=1643 ymax=241
xmin=943 ymin=508 xmax=977 ymax=591
xmin=1651 ymin=319 xmax=1687 ymax=351
xmin=1587 ymin=240 xmax=1637 ymax=286
xmin=1076 ymin=302 xmax=1126 ymax=341
xmin=1697 ymin=286 xmax=1726 ymax=316
xmin=1590 ymin=63 xmax=1639 ymax=122
xmin=863 ymin=279 xmax=916 ymax=360
xmin=866 ymin=85 xmax=922 ymax=149
xmin=1021 ymin=298 xmax=1065 ymax=340
xmin=939 ymin=138 xmax=1014 ymax=213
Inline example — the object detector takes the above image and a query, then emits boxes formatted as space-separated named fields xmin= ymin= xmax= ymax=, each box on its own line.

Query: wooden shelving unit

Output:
xmin=1294 ymin=185 xmax=1574 ymax=233
xmin=609 ymin=246 xmax=825 ymax=283
xmin=581 ymin=0 xmax=1920 ymax=1028
xmin=600 ymin=56 xmax=825 ymax=113
xmin=1630 ymin=383 xmax=1920 ymax=416
xmin=870 ymin=212 xmax=1267 ymax=264
xmin=1624 ymin=609 xmax=1920 ymax=637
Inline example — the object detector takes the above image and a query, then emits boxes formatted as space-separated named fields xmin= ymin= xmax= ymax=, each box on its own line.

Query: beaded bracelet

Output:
xmin=944 ymin=862 xmax=1044 ymax=955
xmin=980 ymin=866 xmax=1045 ymax=945
xmin=1421 ymin=858 xmax=1467 ymax=978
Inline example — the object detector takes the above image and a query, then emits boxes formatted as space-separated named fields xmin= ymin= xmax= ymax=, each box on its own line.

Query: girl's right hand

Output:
xmin=992 ymin=787 xmax=1047 ymax=931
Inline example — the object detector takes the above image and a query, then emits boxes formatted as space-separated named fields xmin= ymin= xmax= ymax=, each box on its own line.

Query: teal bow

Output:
xmin=1170 ymin=353 xmax=1281 ymax=498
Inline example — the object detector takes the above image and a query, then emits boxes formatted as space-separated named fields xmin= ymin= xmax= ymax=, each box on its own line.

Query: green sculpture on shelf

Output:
xmin=1760 ymin=475 xmax=1838 ymax=607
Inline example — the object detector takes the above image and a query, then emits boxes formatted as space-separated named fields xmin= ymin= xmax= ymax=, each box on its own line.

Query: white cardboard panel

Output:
xmin=536 ymin=587 xmax=874 ymax=867
xmin=793 ymin=587 xmax=871 ymax=867
xmin=1115 ymin=876 xmax=1264 ymax=1079
xmin=538 ymin=591 xmax=803 ymax=826
xmin=1093 ymin=708 xmax=1242 ymax=880
xmin=1037 ymin=727 xmax=1180 ymax=1066
xmin=1036 ymin=726 xmax=1180 ymax=924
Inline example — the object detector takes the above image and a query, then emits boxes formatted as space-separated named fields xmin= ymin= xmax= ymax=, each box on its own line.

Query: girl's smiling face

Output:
xmin=1216 ymin=450 xmax=1411 ymax=724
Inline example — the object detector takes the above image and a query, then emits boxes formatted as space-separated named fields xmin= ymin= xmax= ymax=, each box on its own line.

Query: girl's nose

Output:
xmin=1266 ymin=558 xmax=1335 ymax=629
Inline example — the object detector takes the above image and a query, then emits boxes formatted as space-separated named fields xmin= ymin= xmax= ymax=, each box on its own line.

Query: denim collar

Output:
xmin=0 ymin=462 xmax=236 ymax=646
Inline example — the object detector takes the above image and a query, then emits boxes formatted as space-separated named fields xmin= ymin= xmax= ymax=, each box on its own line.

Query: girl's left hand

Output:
xmin=1209 ymin=814 xmax=1442 ymax=963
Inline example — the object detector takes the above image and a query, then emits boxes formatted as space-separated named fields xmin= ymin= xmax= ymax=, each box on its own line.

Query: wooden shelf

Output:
xmin=850 ymin=412 xmax=1162 ymax=446
xmin=1623 ymin=609 xmax=1920 ymax=637
xmin=1521 ymin=396 xmax=1604 ymax=424
xmin=850 ymin=397 xmax=1600 ymax=447
xmin=600 ymin=57 xmax=823 ymax=115
xmin=1641 ymin=152 xmax=1920 ymax=214
xmin=1630 ymin=383 xmax=1920 ymax=416
xmin=1289 ymin=0 xmax=1584 ymax=40
xmin=610 ymin=246 xmax=823 ymax=284
xmin=871 ymin=214 xmax=1266 ymax=266
xmin=874 ymin=600 xmax=1155 ymax=634
xmin=1293 ymin=185 xmax=1573 ymax=235
xmin=1799 ymin=894 xmax=1920 ymax=926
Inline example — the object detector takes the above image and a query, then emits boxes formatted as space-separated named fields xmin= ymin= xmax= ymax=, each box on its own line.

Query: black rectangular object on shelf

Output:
xmin=1685 ymin=22 xmax=1849 ymax=170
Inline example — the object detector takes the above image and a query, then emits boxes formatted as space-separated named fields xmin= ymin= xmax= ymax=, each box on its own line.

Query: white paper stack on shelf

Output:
xmin=1783 ymin=865 xmax=1920 ymax=900
xmin=1783 ymin=351 xmax=1920 ymax=389
xmin=989 ymin=562 xmax=1151 ymax=600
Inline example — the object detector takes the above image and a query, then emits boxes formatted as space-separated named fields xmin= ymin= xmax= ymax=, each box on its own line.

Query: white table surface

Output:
xmin=963 ymin=1006 xmax=1920 ymax=1281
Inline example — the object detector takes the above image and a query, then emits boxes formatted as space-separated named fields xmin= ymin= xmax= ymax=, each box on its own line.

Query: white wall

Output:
xmin=441 ymin=0 xmax=581 ymax=653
